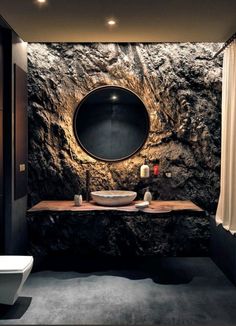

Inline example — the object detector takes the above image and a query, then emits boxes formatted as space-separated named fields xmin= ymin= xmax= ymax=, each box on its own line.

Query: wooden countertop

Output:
xmin=28 ymin=200 xmax=203 ymax=214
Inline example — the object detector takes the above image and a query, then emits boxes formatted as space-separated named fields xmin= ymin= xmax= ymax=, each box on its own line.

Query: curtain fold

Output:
xmin=216 ymin=40 xmax=236 ymax=234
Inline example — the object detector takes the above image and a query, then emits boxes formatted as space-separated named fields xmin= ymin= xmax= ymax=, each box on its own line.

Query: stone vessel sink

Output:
xmin=91 ymin=190 xmax=137 ymax=207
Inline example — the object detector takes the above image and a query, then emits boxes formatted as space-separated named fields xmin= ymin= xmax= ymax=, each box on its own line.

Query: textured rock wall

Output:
xmin=27 ymin=210 xmax=209 ymax=257
xmin=28 ymin=43 xmax=222 ymax=212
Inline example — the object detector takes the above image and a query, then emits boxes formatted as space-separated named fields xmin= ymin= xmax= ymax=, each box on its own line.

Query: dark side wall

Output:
xmin=28 ymin=43 xmax=222 ymax=213
xmin=211 ymin=217 xmax=236 ymax=285
xmin=9 ymin=33 xmax=28 ymax=254
xmin=0 ymin=17 xmax=28 ymax=254
xmin=0 ymin=24 xmax=3 ymax=252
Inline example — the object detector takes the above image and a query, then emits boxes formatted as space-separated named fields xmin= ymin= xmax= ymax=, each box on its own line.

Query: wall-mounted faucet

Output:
xmin=86 ymin=170 xmax=90 ymax=202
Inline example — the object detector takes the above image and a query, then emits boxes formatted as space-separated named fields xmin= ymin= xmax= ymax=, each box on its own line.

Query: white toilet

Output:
xmin=0 ymin=255 xmax=33 ymax=305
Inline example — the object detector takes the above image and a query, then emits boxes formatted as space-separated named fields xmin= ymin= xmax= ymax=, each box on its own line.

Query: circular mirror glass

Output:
xmin=74 ymin=86 xmax=149 ymax=162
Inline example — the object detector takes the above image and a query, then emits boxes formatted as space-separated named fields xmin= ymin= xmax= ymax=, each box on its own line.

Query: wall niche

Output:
xmin=28 ymin=43 xmax=222 ymax=212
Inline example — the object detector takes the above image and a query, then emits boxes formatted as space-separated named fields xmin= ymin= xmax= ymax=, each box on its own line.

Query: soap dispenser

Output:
xmin=140 ymin=159 xmax=150 ymax=178
xmin=144 ymin=187 xmax=152 ymax=203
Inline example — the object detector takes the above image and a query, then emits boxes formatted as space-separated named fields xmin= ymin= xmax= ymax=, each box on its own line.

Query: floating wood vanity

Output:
xmin=28 ymin=200 xmax=203 ymax=213
xmin=27 ymin=200 xmax=209 ymax=259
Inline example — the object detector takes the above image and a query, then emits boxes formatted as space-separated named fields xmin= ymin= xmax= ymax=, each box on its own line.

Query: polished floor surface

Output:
xmin=0 ymin=258 xmax=236 ymax=325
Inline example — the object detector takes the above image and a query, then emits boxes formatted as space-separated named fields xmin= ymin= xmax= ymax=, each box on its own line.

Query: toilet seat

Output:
xmin=0 ymin=256 xmax=33 ymax=273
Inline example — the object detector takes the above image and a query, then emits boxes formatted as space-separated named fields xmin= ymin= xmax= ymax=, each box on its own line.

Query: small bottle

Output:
xmin=144 ymin=187 xmax=152 ymax=203
xmin=140 ymin=159 xmax=150 ymax=178
xmin=153 ymin=164 xmax=159 ymax=176
xmin=74 ymin=194 xmax=83 ymax=206
xmin=153 ymin=159 xmax=160 ymax=176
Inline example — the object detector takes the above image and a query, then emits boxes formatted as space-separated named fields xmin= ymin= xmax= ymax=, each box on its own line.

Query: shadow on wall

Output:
xmin=27 ymin=43 xmax=223 ymax=213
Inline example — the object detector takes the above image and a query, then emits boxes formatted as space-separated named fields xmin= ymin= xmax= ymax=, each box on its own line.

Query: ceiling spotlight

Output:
xmin=111 ymin=95 xmax=118 ymax=101
xmin=107 ymin=19 xmax=116 ymax=26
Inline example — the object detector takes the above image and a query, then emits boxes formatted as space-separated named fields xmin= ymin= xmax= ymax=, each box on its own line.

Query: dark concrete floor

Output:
xmin=0 ymin=257 xmax=236 ymax=325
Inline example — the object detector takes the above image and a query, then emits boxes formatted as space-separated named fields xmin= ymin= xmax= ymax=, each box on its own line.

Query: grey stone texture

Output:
xmin=28 ymin=43 xmax=222 ymax=212
xmin=2 ymin=258 xmax=236 ymax=326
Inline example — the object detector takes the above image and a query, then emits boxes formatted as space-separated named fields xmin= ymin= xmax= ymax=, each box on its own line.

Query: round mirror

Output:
xmin=73 ymin=86 xmax=149 ymax=162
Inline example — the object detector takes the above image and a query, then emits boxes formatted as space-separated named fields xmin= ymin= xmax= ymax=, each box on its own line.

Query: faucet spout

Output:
xmin=86 ymin=169 xmax=90 ymax=202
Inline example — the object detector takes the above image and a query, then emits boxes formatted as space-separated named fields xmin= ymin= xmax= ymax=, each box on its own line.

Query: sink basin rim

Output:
xmin=91 ymin=190 xmax=137 ymax=197
xmin=91 ymin=190 xmax=137 ymax=206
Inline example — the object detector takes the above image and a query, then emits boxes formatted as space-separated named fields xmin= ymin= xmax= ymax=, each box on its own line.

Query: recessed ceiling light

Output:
xmin=107 ymin=19 xmax=116 ymax=26
xmin=35 ymin=0 xmax=48 ymax=8
xmin=36 ymin=0 xmax=47 ymax=4
xmin=108 ymin=20 xmax=116 ymax=26
xmin=111 ymin=95 xmax=118 ymax=101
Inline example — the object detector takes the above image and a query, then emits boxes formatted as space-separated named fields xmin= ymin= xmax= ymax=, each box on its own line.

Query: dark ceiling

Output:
xmin=0 ymin=0 xmax=235 ymax=42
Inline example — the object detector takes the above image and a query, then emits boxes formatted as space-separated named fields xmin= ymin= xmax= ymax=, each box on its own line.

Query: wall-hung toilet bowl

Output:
xmin=0 ymin=256 xmax=33 ymax=305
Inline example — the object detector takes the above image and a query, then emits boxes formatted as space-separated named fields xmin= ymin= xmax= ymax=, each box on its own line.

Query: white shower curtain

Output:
xmin=216 ymin=40 xmax=236 ymax=234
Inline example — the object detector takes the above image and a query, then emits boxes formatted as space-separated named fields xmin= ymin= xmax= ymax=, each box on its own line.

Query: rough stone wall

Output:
xmin=27 ymin=210 xmax=209 ymax=257
xmin=28 ymin=43 xmax=222 ymax=212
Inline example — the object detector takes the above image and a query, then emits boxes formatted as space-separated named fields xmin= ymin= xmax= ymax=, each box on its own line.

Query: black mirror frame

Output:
xmin=73 ymin=85 xmax=150 ymax=162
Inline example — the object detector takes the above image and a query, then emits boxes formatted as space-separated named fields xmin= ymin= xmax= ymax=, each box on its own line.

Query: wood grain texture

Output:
xmin=28 ymin=200 xmax=203 ymax=214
